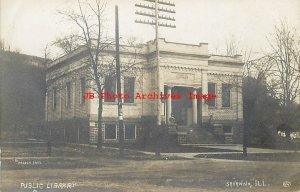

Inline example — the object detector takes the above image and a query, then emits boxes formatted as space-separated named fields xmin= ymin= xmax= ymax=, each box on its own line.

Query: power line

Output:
xmin=135 ymin=0 xmax=176 ymax=129
xmin=0 ymin=0 xmax=2 ymax=45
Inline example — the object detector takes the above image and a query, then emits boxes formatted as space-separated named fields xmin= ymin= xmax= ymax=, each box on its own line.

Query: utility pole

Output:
xmin=0 ymin=0 xmax=2 ymax=49
xmin=0 ymin=0 xmax=2 ymax=141
xmin=115 ymin=5 xmax=124 ymax=156
xmin=135 ymin=0 xmax=176 ymax=156
xmin=243 ymin=125 xmax=247 ymax=157
xmin=0 ymin=0 xmax=1 ymax=40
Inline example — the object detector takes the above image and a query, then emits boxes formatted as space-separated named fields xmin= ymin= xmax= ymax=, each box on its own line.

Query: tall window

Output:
xmin=124 ymin=124 xmax=136 ymax=139
xmin=104 ymin=76 xmax=116 ymax=102
xmin=80 ymin=77 xmax=86 ymax=104
xmin=222 ymin=84 xmax=231 ymax=107
xmin=124 ymin=77 xmax=135 ymax=103
xmin=208 ymin=83 xmax=216 ymax=107
xmin=105 ymin=124 xmax=117 ymax=139
xmin=66 ymin=82 xmax=71 ymax=107
xmin=52 ymin=87 xmax=57 ymax=110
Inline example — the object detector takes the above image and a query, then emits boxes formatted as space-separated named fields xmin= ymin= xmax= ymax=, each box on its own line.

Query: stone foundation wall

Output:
xmin=43 ymin=118 xmax=89 ymax=143
xmin=89 ymin=120 xmax=145 ymax=145
xmin=208 ymin=121 xmax=243 ymax=144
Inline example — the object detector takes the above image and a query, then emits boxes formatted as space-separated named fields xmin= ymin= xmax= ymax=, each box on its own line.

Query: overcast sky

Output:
xmin=1 ymin=0 xmax=300 ymax=58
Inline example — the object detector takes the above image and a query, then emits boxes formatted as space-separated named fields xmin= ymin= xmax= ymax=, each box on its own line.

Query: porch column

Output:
xmin=45 ymin=92 xmax=48 ymax=121
xmin=167 ymin=86 xmax=172 ymax=124
xmin=192 ymin=88 xmax=198 ymax=125
xmin=59 ymin=89 xmax=62 ymax=119
xmin=201 ymin=69 xmax=209 ymax=122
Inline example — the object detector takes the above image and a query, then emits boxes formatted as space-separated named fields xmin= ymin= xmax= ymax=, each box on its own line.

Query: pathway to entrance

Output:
xmin=154 ymin=144 xmax=300 ymax=159
xmin=182 ymin=144 xmax=297 ymax=153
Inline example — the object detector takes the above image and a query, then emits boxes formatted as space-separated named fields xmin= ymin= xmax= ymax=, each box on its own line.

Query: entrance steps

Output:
xmin=174 ymin=126 xmax=223 ymax=144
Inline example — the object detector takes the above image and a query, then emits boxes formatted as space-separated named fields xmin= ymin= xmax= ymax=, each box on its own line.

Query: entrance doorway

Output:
xmin=171 ymin=86 xmax=193 ymax=126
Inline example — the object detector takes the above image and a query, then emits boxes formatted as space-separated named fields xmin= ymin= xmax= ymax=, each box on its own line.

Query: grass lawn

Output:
xmin=1 ymin=144 xmax=300 ymax=192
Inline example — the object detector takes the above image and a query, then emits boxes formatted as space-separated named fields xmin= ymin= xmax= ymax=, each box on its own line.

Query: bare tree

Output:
xmin=225 ymin=36 xmax=241 ymax=57
xmin=53 ymin=34 xmax=82 ymax=55
xmin=43 ymin=44 xmax=52 ymax=60
xmin=0 ymin=40 xmax=4 ymax=51
xmin=215 ymin=37 xmax=279 ymax=156
xmin=58 ymin=0 xmax=139 ymax=150
xmin=60 ymin=0 xmax=111 ymax=150
xmin=266 ymin=21 xmax=300 ymax=139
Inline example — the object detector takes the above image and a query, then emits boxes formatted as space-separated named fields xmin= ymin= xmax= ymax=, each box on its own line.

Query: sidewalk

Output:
xmin=159 ymin=144 xmax=300 ymax=159
xmin=53 ymin=143 xmax=300 ymax=160
xmin=183 ymin=144 xmax=298 ymax=153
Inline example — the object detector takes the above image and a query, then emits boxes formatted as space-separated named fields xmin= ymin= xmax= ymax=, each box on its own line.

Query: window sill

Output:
xmin=123 ymin=102 xmax=137 ymax=106
xmin=103 ymin=102 xmax=137 ymax=106
xmin=221 ymin=106 xmax=233 ymax=110
xmin=103 ymin=102 xmax=118 ymax=105
xmin=208 ymin=106 xmax=218 ymax=109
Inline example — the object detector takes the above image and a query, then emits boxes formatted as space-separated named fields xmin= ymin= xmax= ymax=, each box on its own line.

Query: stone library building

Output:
xmin=45 ymin=39 xmax=243 ymax=145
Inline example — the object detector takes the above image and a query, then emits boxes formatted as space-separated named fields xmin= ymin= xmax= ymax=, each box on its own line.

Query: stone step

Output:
xmin=176 ymin=126 xmax=222 ymax=144
xmin=225 ymin=134 xmax=233 ymax=144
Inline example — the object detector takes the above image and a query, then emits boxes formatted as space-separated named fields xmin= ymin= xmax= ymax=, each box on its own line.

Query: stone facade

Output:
xmin=46 ymin=39 xmax=244 ymax=145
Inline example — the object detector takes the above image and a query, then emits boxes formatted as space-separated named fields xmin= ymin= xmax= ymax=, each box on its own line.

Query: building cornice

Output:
xmin=47 ymin=39 xmax=244 ymax=72
xmin=161 ymin=65 xmax=203 ymax=72
xmin=47 ymin=44 xmax=146 ymax=70
xmin=208 ymin=60 xmax=244 ymax=66
xmin=208 ymin=72 xmax=242 ymax=77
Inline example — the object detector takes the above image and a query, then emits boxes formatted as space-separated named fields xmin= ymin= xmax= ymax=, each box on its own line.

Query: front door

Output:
xmin=171 ymin=86 xmax=192 ymax=126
